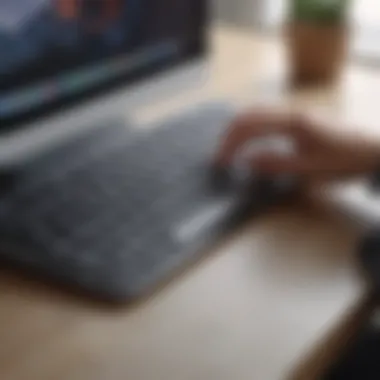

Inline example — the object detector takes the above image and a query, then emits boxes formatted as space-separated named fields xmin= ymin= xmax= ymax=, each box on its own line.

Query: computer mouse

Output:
xmin=212 ymin=134 xmax=297 ymax=193
xmin=239 ymin=134 xmax=295 ymax=162
xmin=211 ymin=161 xmax=297 ymax=202
xmin=241 ymin=134 xmax=298 ymax=195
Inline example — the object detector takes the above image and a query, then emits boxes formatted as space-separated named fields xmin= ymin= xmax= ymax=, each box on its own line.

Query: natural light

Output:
xmin=353 ymin=0 xmax=380 ymax=28
xmin=265 ymin=0 xmax=380 ymax=27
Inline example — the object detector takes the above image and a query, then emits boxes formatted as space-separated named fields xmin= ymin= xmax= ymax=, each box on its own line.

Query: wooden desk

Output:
xmin=1 ymin=25 xmax=378 ymax=380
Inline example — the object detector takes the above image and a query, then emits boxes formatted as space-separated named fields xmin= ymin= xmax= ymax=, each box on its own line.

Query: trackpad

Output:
xmin=172 ymin=198 xmax=236 ymax=243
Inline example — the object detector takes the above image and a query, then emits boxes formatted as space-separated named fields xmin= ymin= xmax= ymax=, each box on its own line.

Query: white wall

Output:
xmin=352 ymin=0 xmax=380 ymax=28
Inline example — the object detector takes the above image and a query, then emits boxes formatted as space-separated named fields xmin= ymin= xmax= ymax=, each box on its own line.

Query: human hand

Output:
xmin=215 ymin=108 xmax=380 ymax=183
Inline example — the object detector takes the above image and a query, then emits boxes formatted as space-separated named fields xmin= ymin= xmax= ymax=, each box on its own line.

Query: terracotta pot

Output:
xmin=286 ymin=22 xmax=348 ymax=85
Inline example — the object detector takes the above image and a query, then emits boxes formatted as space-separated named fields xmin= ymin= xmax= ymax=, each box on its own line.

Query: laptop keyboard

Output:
xmin=0 ymin=102 xmax=291 ymax=300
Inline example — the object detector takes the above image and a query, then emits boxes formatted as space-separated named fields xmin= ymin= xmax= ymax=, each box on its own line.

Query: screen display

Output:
xmin=0 ymin=0 xmax=207 ymax=129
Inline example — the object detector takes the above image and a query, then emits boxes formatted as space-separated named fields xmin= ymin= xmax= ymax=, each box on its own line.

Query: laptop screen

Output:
xmin=0 ymin=0 xmax=207 ymax=129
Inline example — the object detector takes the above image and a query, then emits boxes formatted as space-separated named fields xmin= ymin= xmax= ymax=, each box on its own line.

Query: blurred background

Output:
xmin=214 ymin=0 xmax=380 ymax=64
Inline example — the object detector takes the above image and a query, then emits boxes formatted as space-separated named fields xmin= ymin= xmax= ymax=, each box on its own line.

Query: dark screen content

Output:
xmin=0 ymin=0 xmax=206 ymax=124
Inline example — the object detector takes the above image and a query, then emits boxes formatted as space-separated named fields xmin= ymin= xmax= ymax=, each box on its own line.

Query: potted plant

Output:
xmin=286 ymin=0 xmax=351 ymax=85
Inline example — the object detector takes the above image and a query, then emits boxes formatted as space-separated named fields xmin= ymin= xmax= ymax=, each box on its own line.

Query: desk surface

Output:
xmin=1 ymin=25 xmax=379 ymax=380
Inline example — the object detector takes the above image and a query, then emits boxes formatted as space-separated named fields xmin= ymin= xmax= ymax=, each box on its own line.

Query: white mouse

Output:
xmin=239 ymin=134 xmax=296 ymax=162
xmin=231 ymin=135 xmax=298 ymax=194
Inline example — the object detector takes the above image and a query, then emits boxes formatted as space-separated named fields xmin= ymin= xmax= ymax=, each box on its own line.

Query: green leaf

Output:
xmin=290 ymin=0 xmax=350 ymax=24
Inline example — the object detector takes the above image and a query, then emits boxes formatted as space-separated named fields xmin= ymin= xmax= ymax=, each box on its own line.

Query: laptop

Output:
xmin=0 ymin=0 xmax=295 ymax=302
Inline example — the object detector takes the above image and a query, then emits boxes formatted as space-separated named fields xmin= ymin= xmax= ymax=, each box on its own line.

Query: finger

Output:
xmin=252 ymin=155 xmax=307 ymax=175
xmin=253 ymin=154 xmax=358 ymax=179
xmin=250 ymin=151 xmax=331 ymax=176
xmin=215 ymin=110 xmax=302 ymax=165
